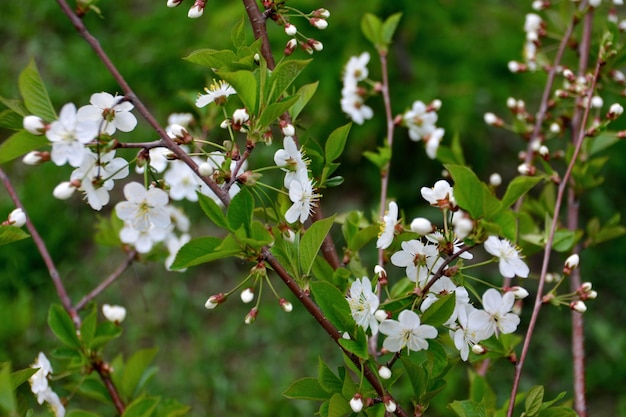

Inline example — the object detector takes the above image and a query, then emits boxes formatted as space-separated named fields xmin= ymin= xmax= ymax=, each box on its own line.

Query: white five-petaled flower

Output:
xmin=376 ymin=201 xmax=398 ymax=249
xmin=390 ymin=239 xmax=443 ymax=286
xmin=484 ymin=236 xmax=530 ymax=278
xmin=403 ymin=100 xmax=438 ymax=142
xmin=285 ymin=171 xmax=319 ymax=224
xmin=471 ymin=288 xmax=520 ymax=338
xmin=115 ymin=182 xmax=171 ymax=231
xmin=46 ymin=103 xmax=99 ymax=167
xmin=344 ymin=52 xmax=370 ymax=85
xmin=379 ymin=309 xmax=438 ymax=353
xmin=340 ymin=91 xmax=374 ymax=125
xmin=77 ymin=92 xmax=137 ymax=135
xmin=274 ymin=136 xmax=308 ymax=188
xmin=451 ymin=304 xmax=492 ymax=361
xmin=347 ymin=276 xmax=380 ymax=335
xmin=196 ymin=80 xmax=236 ymax=107
xmin=341 ymin=52 xmax=374 ymax=125
xmin=29 ymin=352 xmax=66 ymax=417
xmin=420 ymin=179 xmax=455 ymax=209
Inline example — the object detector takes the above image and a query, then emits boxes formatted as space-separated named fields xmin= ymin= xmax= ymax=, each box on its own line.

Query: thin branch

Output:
xmin=506 ymin=53 xmax=602 ymax=417
xmin=242 ymin=0 xmax=275 ymax=69
xmin=0 ymin=168 xmax=80 ymax=327
xmin=74 ymin=250 xmax=138 ymax=311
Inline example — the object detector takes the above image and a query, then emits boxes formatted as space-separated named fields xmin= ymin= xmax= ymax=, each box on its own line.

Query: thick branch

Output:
xmin=242 ymin=0 xmax=275 ymax=69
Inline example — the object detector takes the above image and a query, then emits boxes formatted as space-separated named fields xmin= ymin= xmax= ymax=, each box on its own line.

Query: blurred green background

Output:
xmin=2 ymin=0 xmax=626 ymax=415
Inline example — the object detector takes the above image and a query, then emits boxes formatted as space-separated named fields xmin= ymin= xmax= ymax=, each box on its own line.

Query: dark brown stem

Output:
xmin=94 ymin=360 xmax=126 ymax=414
xmin=242 ymin=0 xmax=275 ymax=69
xmin=74 ymin=250 xmax=138 ymax=311
xmin=262 ymin=248 xmax=409 ymax=417
xmin=0 ymin=168 xmax=80 ymax=327
xmin=506 ymin=52 xmax=601 ymax=417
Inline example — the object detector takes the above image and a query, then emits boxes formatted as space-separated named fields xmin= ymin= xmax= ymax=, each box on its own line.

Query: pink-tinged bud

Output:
xmin=586 ymin=290 xmax=597 ymax=300
xmin=310 ymin=18 xmax=328 ymax=30
xmin=22 ymin=151 xmax=49 ymax=165
xmin=279 ymin=298 xmax=293 ymax=312
xmin=240 ymin=288 xmax=255 ymax=304
xmin=312 ymin=8 xmax=330 ymax=19
xmin=484 ymin=112 xmax=502 ymax=127
xmin=7 ymin=208 xmax=26 ymax=228
xmin=188 ymin=3 xmax=204 ymax=18
xmin=233 ymin=108 xmax=249 ymax=125
xmin=410 ymin=217 xmax=433 ymax=235
xmin=284 ymin=38 xmax=298 ymax=56
xmin=472 ymin=344 xmax=486 ymax=355
xmin=374 ymin=265 xmax=387 ymax=281
xmin=506 ymin=97 xmax=517 ymax=109
xmin=205 ymin=293 xmax=226 ymax=309
xmin=570 ymin=300 xmax=587 ymax=313
xmin=508 ymin=61 xmax=526 ymax=73
xmin=284 ymin=23 xmax=297 ymax=36
xmin=384 ymin=397 xmax=397 ymax=413
xmin=508 ymin=286 xmax=529 ymax=299
xmin=564 ymin=254 xmax=580 ymax=271
xmin=102 ymin=304 xmax=127 ymax=324
xmin=428 ymin=99 xmax=442 ymax=111
xmin=581 ymin=282 xmax=592 ymax=292
xmin=281 ymin=123 xmax=295 ymax=136
xmin=608 ymin=103 xmax=624 ymax=119
xmin=244 ymin=307 xmax=258 ymax=324
xmin=489 ymin=172 xmax=502 ymax=186
xmin=53 ymin=181 xmax=77 ymax=200
xmin=378 ymin=365 xmax=392 ymax=380
xmin=517 ymin=163 xmax=535 ymax=176
xmin=166 ymin=0 xmax=183 ymax=7
xmin=349 ymin=394 xmax=364 ymax=413
xmin=309 ymin=39 xmax=323 ymax=52
xmin=23 ymin=115 xmax=46 ymax=135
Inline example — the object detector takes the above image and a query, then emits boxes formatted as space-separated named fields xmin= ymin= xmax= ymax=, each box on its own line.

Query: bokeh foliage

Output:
xmin=1 ymin=0 xmax=626 ymax=415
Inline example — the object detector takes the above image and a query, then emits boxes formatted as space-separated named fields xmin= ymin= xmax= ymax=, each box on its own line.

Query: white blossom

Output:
xmin=102 ymin=304 xmax=127 ymax=323
xmin=77 ymin=92 xmax=137 ymax=135
xmin=471 ymin=289 xmax=520 ymax=338
xmin=484 ymin=236 xmax=530 ymax=278
xmin=285 ymin=171 xmax=319 ymax=223
xmin=379 ymin=309 xmax=438 ymax=353
xmin=196 ymin=80 xmax=236 ymax=107
xmin=70 ymin=150 xmax=129 ymax=211
xmin=403 ymin=100 xmax=438 ymax=141
xmin=420 ymin=179 xmax=455 ymax=208
xmin=46 ymin=103 xmax=99 ymax=167
xmin=347 ymin=276 xmax=380 ymax=335
xmin=391 ymin=239 xmax=443 ymax=286
xmin=376 ymin=201 xmax=398 ymax=249
xmin=115 ymin=181 xmax=171 ymax=231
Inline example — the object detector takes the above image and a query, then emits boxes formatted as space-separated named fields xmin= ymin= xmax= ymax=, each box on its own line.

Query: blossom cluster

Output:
xmin=28 ymin=352 xmax=65 ymax=417
xmin=340 ymin=52 xmax=374 ymax=125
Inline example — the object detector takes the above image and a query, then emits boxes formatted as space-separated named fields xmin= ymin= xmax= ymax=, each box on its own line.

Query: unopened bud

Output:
xmin=205 ymin=293 xmax=226 ymax=309
xmin=484 ymin=112 xmax=502 ymax=126
xmin=550 ymin=122 xmax=561 ymax=133
xmin=281 ymin=123 xmax=295 ymax=137
xmin=517 ymin=163 xmax=535 ymax=176
xmin=7 ymin=208 xmax=26 ymax=228
xmin=279 ymin=298 xmax=293 ymax=312
xmin=198 ymin=162 xmax=214 ymax=176
xmin=453 ymin=217 xmax=474 ymax=240
xmin=240 ymin=288 xmax=255 ymax=303
xmin=102 ymin=304 xmax=127 ymax=324
xmin=472 ymin=344 xmax=486 ymax=355
xmin=539 ymin=145 xmax=549 ymax=158
xmin=53 ymin=181 xmax=77 ymax=200
xmin=384 ymin=397 xmax=397 ymax=413
xmin=310 ymin=18 xmax=328 ymax=30
xmin=244 ymin=307 xmax=258 ymax=324
xmin=349 ymin=394 xmax=364 ymax=413
xmin=23 ymin=115 xmax=46 ymax=135
xmin=509 ymin=286 xmax=529 ymax=299
xmin=581 ymin=282 xmax=592 ymax=292
xmin=564 ymin=254 xmax=580 ymax=271
xmin=586 ymin=290 xmax=597 ymax=299
xmin=284 ymin=23 xmax=297 ymax=36
xmin=508 ymin=61 xmax=526 ymax=73
xmin=489 ymin=172 xmax=502 ymax=186
xmin=410 ymin=217 xmax=434 ymax=235
xmin=309 ymin=39 xmax=323 ymax=52
xmin=374 ymin=265 xmax=387 ymax=281
xmin=608 ymin=103 xmax=624 ymax=119
xmin=374 ymin=309 xmax=388 ymax=322
xmin=378 ymin=365 xmax=392 ymax=380
xmin=167 ymin=0 xmax=183 ymax=7
xmin=22 ymin=151 xmax=49 ymax=165
xmin=312 ymin=8 xmax=330 ymax=19
xmin=187 ymin=1 xmax=204 ymax=18
xmin=233 ymin=108 xmax=249 ymax=125
xmin=570 ymin=300 xmax=587 ymax=313
xmin=285 ymin=38 xmax=297 ymax=56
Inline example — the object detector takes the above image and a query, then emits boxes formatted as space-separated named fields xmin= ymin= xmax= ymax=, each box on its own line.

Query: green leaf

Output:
xmin=525 ymin=385 xmax=544 ymax=416
xmin=552 ymin=229 xmax=578 ymax=252
xmin=338 ymin=327 xmax=368 ymax=359
xmin=381 ymin=13 xmax=402 ymax=45
xmin=310 ymin=281 xmax=353 ymax=332
xmin=0 ymin=226 xmax=30 ymax=247
xmin=446 ymin=164 xmax=501 ymax=219
xmin=231 ymin=17 xmax=247 ymax=50
xmin=0 ymin=130 xmax=48 ymax=164
xmin=119 ymin=348 xmax=159 ymax=401
xmin=0 ymin=363 xmax=16 ymax=414
xmin=227 ymin=189 xmax=254 ymax=234
xmin=197 ymin=193 xmax=228 ymax=229
xmin=318 ymin=358 xmax=342 ymax=393
xmin=80 ymin=305 xmax=98 ymax=350
xmin=10 ymin=367 xmax=37 ymax=390
xmin=183 ymin=49 xmax=237 ymax=70
xmin=588 ymin=133 xmax=620 ymax=156
xmin=48 ymin=304 xmax=80 ymax=349
xmin=500 ymin=176 xmax=543 ymax=209
xmin=18 ymin=59 xmax=57 ymax=122
xmin=156 ymin=399 xmax=192 ymax=417
xmin=266 ymin=59 xmax=311 ymax=104
xmin=448 ymin=400 xmax=488 ymax=417
xmin=349 ymin=225 xmax=378 ymax=252
xmin=0 ymin=96 xmax=28 ymax=116
xmin=327 ymin=393 xmax=351 ymax=417
xmin=361 ymin=14 xmax=383 ymax=49
xmin=91 ymin=321 xmax=123 ymax=350
xmin=283 ymin=377 xmax=330 ymax=401
xmin=171 ymin=236 xmax=241 ymax=269
xmin=257 ymin=95 xmax=299 ymax=129
xmin=400 ymin=354 xmax=428 ymax=399
xmin=468 ymin=371 xmax=496 ymax=409
xmin=0 ymin=109 xmax=24 ymax=130
xmin=421 ymin=293 xmax=455 ymax=326
xmin=300 ymin=215 xmax=335 ymax=276
xmin=290 ymin=81 xmax=318 ymax=120
xmin=325 ymin=123 xmax=351 ymax=162
xmin=67 ymin=411 xmax=102 ymax=417
xmin=217 ymin=70 xmax=258 ymax=113
xmin=122 ymin=396 xmax=160 ymax=417
xmin=537 ymin=407 xmax=577 ymax=417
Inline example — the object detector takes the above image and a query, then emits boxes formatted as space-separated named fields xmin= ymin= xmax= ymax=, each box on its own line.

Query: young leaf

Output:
xmin=266 ymin=59 xmax=311 ymax=104
xmin=500 ymin=176 xmax=543 ymax=209
xmin=420 ymin=293 xmax=455 ymax=326
xmin=310 ymin=281 xmax=353 ymax=332
xmin=217 ymin=70 xmax=258 ymax=114
xmin=227 ymin=189 xmax=254 ymax=235
xmin=183 ymin=49 xmax=237 ymax=70
xmin=382 ymin=13 xmax=402 ymax=45
xmin=197 ymin=192 xmax=228 ymax=229
xmin=0 ymin=130 xmax=48 ymax=164
xmin=327 ymin=393 xmax=351 ymax=417
xmin=537 ymin=407 xmax=578 ymax=417
xmin=171 ymin=236 xmax=241 ymax=269
xmin=18 ymin=59 xmax=57 ymax=122
xmin=0 ymin=226 xmax=30 ymax=247
xmin=118 ymin=348 xmax=158 ymax=401
xmin=121 ymin=396 xmax=160 ymax=417
xmin=257 ymin=95 xmax=299 ymax=129
xmin=325 ymin=123 xmax=351 ymax=162
xmin=48 ymin=304 xmax=81 ymax=349
xmin=361 ymin=14 xmax=383 ymax=49
xmin=290 ymin=81 xmax=319 ymax=120
xmin=283 ymin=377 xmax=330 ymax=401
xmin=231 ymin=17 xmax=247 ymax=50
xmin=525 ymin=385 xmax=544 ymax=416
xmin=318 ymin=358 xmax=342 ymax=393
xmin=67 ymin=411 xmax=102 ymax=417
xmin=338 ymin=327 xmax=368 ymax=359
xmin=300 ymin=215 xmax=335 ymax=276
xmin=80 ymin=305 xmax=98 ymax=350
xmin=446 ymin=164 xmax=501 ymax=220
xmin=448 ymin=399 xmax=488 ymax=417
xmin=91 ymin=321 xmax=123 ymax=350
xmin=0 ymin=109 xmax=24 ymax=130
xmin=0 ymin=363 xmax=16 ymax=414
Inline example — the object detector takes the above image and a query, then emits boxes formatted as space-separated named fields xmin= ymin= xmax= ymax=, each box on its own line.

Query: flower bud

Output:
xmin=489 ymin=173 xmax=502 ymax=187
xmin=453 ymin=217 xmax=474 ymax=240
xmin=472 ymin=344 xmax=486 ymax=355
xmin=590 ymin=96 xmax=604 ymax=109
xmin=23 ymin=115 xmax=46 ymax=135
xmin=517 ymin=163 xmax=535 ymax=176
xmin=609 ymin=103 xmax=624 ymax=119
xmin=281 ymin=123 xmax=295 ymax=137
xmin=244 ymin=307 xmax=258 ymax=324
xmin=410 ymin=217 xmax=434 ymax=235
xmin=279 ymin=298 xmax=293 ymax=312
xmin=509 ymin=286 xmax=529 ymax=299
xmin=374 ymin=265 xmax=387 ymax=281
xmin=7 ymin=208 xmax=26 ymax=228
xmin=240 ymin=288 xmax=255 ymax=303
xmin=349 ymin=394 xmax=364 ymax=413
xmin=284 ymin=23 xmax=297 ymax=36
xmin=53 ymin=181 xmax=77 ymax=200
xmin=374 ymin=309 xmax=388 ymax=322
xmin=581 ymin=282 xmax=592 ymax=292
xmin=570 ymin=300 xmax=587 ymax=313
xmin=378 ymin=365 xmax=392 ymax=380
xmin=205 ymin=293 xmax=226 ymax=309
xmin=169 ymin=124 xmax=191 ymax=142
xmin=167 ymin=0 xmax=183 ymax=6
xmin=233 ymin=108 xmax=250 ymax=125
xmin=483 ymin=112 xmax=502 ymax=126
xmin=564 ymin=254 xmax=580 ymax=270
xmin=384 ymin=397 xmax=397 ymax=413
xmin=310 ymin=18 xmax=328 ymax=30
xmin=22 ymin=151 xmax=49 ymax=165
xmin=284 ymin=38 xmax=298 ymax=56
xmin=309 ymin=39 xmax=324 ymax=51
xmin=187 ymin=2 xmax=204 ymax=18
xmin=198 ymin=162 xmax=214 ymax=177
xmin=312 ymin=8 xmax=330 ymax=18
xmin=102 ymin=304 xmax=127 ymax=324
xmin=586 ymin=290 xmax=598 ymax=300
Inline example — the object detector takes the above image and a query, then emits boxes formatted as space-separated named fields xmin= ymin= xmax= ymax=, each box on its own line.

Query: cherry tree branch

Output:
xmin=506 ymin=52 xmax=602 ymax=417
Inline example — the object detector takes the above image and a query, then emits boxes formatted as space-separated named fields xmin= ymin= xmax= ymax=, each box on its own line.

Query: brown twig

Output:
xmin=74 ymin=250 xmax=138 ymax=311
